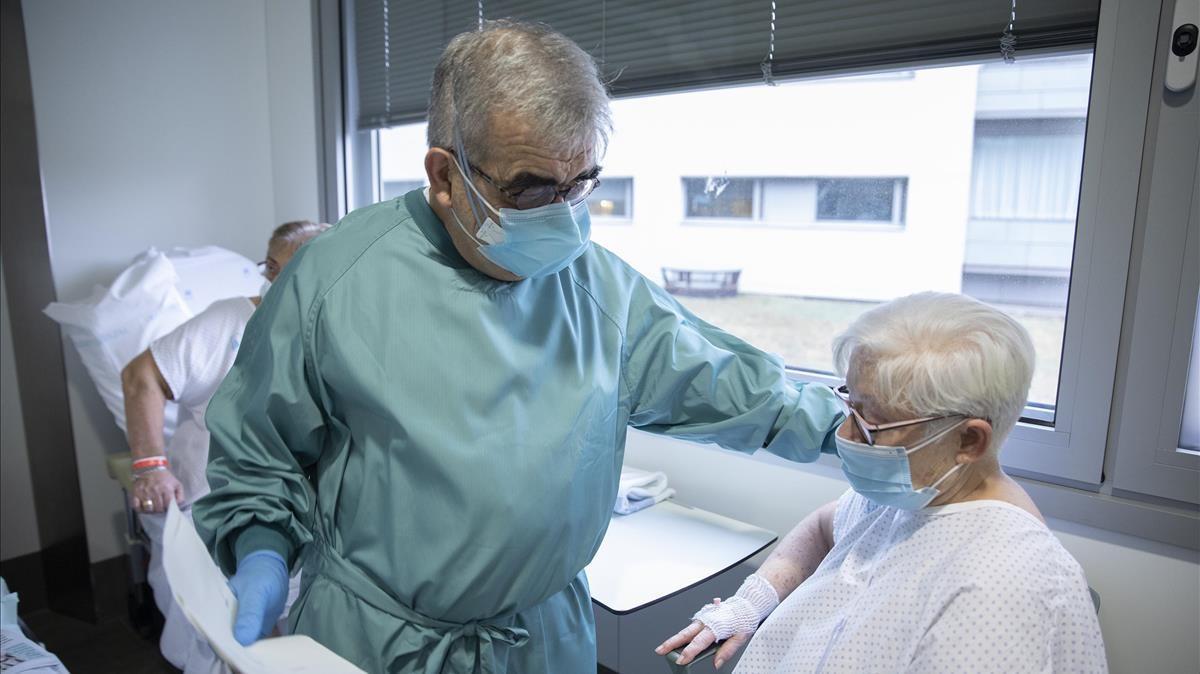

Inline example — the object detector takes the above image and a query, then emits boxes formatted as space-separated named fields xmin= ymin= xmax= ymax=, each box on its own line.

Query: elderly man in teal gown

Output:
xmin=195 ymin=19 xmax=844 ymax=674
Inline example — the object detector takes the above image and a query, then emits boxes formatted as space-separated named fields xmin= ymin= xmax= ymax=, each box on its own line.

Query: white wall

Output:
xmin=20 ymin=0 xmax=320 ymax=562
xmin=624 ymin=431 xmax=1200 ymax=674
xmin=0 ymin=259 xmax=42 ymax=562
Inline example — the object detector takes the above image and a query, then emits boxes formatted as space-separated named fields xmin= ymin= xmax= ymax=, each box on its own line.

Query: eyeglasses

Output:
xmin=447 ymin=149 xmax=600 ymax=210
xmin=834 ymin=385 xmax=962 ymax=446
xmin=256 ymin=260 xmax=279 ymax=280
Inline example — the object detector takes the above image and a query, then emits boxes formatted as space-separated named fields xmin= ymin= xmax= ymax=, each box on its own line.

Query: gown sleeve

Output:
xmin=194 ymin=261 xmax=329 ymax=575
xmin=621 ymin=275 xmax=844 ymax=462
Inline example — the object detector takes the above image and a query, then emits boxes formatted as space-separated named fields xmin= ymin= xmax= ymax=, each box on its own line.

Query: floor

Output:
xmin=20 ymin=608 xmax=177 ymax=674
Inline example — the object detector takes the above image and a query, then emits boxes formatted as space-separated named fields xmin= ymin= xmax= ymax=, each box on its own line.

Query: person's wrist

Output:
xmin=733 ymin=573 xmax=780 ymax=622
xmin=239 ymin=549 xmax=286 ymax=571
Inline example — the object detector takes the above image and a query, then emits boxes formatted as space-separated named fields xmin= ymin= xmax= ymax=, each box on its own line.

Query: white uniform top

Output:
xmin=149 ymin=297 xmax=255 ymax=507
xmin=735 ymin=490 xmax=1107 ymax=674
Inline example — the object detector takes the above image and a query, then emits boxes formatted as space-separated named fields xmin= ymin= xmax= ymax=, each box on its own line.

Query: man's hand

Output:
xmin=228 ymin=550 xmax=290 ymax=645
xmin=131 ymin=468 xmax=184 ymax=513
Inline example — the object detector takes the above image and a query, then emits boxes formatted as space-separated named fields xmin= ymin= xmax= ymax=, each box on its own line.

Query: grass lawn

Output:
xmin=675 ymin=293 xmax=1064 ymax=406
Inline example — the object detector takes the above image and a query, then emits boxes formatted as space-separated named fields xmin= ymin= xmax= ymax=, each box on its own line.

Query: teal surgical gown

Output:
xmin=195 ymin=189 xmax=844 ymax=673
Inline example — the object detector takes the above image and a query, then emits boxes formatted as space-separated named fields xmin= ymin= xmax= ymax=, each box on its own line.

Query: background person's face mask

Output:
xmin=450 ymin=158 xmax=592 ymax=279
xmin=835 ymin=420 xmax=966 ymax=511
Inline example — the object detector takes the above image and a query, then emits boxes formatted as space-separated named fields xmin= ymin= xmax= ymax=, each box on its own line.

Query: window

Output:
xmin=362 ymin=52 xmax=1114 ymax=481
xmin=337 ymin=0 xmax=1200 ymax=545
xmin=589 ymin=178 xmax=633 ymax=219
xmin=684 ymin=178 xmax=755 ymax=219
xmin=963 ymin=119 xmax=1085 ymax=308
xmin=383 ymin=180 xmax=424 ymax=200
xmin=580 ymin=55 xmax=1091 ymax=416
xmin=684 ymin=177 xmax=906 ymax=226
xmin=816 ymin=178 xmax=903 ymax=222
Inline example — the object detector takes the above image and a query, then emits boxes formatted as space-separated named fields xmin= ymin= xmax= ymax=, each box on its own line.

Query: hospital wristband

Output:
xmin=132 ymin=456 xmax=169 ymax=471
xmin=133 ymin=466 xmax=168 ymax=479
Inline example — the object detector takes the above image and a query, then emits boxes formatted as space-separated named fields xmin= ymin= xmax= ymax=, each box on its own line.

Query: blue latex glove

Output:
xmin=228 ymin=550 xmax=289 ymax=645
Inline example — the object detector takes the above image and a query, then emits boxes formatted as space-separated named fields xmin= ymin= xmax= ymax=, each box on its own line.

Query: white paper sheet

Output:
xmin=163 ymin=502 xmax=364 ymax=674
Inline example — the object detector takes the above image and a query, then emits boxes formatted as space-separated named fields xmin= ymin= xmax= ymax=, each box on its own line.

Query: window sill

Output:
xmin=785 ymin=452 xmax=1199 ymax=551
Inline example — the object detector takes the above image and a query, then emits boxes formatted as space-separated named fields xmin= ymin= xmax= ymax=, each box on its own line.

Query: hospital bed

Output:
xmin=43 ymin=247 xmax=263 ymax=637
xmin=104 ymin=451 xmax=160 ymax=635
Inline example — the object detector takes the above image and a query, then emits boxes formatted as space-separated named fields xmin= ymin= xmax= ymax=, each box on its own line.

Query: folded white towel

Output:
xmin=614 ymin=466 xmax=675 ymax=515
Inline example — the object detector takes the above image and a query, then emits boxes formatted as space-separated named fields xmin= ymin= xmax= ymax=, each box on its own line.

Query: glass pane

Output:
xmin=1181 ymin=296 xmax=1200 ymax=452
xmin=589 ymin=178 xmax=632 ymax=217
xmin=816 ymin=178 xmax=898 ymax=222
xmin=373 ymin=53 xmax=1094 ymax=414
xmin=591 ymin=53 xmax=1092 ymax=412
xmin=383 ymin=180 xmax=424 ymax=200
xmin=683 ymin=177 xmax=755 ymax=218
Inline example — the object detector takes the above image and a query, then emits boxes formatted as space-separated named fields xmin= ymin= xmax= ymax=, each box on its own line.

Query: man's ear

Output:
xmin=425 ymin=148 xmax=455 ymax=209
xmin=957 ymin=419 xmax=993 ymax=463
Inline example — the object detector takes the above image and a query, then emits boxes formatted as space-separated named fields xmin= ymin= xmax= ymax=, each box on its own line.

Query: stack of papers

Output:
xmin=162 ymin=502 xmax=364 ymax=673
xmin=0 ymin=629 xmax=66 ymax=673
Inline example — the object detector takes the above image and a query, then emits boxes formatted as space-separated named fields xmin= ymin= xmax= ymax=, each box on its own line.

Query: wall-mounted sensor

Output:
xmin=1166 ymin=0 xmax=1199 ymax=92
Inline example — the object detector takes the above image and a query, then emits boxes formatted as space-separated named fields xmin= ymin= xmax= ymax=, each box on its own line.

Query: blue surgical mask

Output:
xmin=835 ymin=420 xmax=965 ymax=511
xmin=450 ymin=159 xmax=592 ymax=279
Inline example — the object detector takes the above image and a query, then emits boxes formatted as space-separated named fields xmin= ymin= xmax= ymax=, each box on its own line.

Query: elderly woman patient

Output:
xmin=658 ymin=292 xmax=1107 ymax=673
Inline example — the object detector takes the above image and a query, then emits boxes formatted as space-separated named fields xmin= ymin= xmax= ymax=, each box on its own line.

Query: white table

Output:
xmin=587 ymin=500 xmax=777 ymax=672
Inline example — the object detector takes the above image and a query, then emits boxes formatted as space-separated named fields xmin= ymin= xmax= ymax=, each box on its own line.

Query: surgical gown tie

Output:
xmin=309 ymin=541 xmax=530 ymax=673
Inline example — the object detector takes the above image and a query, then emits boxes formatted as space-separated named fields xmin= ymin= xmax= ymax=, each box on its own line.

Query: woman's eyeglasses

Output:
xmin=833 ymin=384 xmax=960 ymax=446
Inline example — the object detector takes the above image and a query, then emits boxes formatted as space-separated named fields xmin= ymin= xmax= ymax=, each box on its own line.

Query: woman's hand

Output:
xmin=132 ymin=469 xmax=184 ymax=513
xmin=655 ymin=599 xmax=754 ymax=669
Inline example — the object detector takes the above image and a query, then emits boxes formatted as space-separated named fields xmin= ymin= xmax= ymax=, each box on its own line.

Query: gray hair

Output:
xmin=832 ymin=292 xmax=1036 ymax=452
xmin=426 ymin=20 xmax=612 ymax=166
xmin=269 ymin=220 xmax=330 ymax=250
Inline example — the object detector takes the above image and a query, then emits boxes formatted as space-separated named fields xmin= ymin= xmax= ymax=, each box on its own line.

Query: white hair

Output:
xmin=426 ymin=20 xmax=612 ymax=166
xmin=832 ymin=292 xmax=1036 ymax=452
xmin=269 ymin=220 xmax=330 ymax=250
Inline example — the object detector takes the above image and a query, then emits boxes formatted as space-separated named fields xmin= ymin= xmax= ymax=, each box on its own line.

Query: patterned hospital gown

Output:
xmin=735 ymin=491 xmax=1107 ymax=673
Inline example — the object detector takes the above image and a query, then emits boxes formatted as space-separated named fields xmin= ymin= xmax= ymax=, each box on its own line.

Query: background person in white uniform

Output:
xmin=659 ymin=292 xmax=1107 ymax=673
xmin=120 ymin=220 xmax=328 ymax=672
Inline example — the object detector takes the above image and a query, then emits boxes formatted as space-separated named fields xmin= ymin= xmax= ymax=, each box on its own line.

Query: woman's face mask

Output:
xmin=835 ymin=419 xmax=966 ymax=511
xmin=448 ymin=153 xmax=593 ymax=280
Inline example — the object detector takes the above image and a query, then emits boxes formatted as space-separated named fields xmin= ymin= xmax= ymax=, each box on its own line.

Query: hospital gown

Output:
xmin=195 ymin=189 xmax=844 ymax=673
xmin=735 ymin=491 xmax=1108 ymax=673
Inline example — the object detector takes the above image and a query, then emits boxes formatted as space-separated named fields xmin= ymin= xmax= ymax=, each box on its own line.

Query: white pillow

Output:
xmin=156 ymin=246 xmax=262 ymax=315
xmin=45 ymin=251 xmax=192 ymax=435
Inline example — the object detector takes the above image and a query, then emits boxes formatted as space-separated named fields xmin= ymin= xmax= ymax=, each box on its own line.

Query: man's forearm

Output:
xmin=754 ymin=500 xmax=837 ymax=603
xmin=121 ymin=354 xmax=169 ymax=459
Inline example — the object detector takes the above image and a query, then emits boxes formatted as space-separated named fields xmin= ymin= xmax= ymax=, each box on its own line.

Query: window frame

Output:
xmin=1107 ymin=0 xmax=1200 ymax=505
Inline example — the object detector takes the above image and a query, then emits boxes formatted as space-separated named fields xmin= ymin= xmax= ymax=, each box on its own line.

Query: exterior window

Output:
xmin=816 ymin=178 xmax=903 ymax=222
xmin=685 ymin=177 xmax=906 ymax=226
xmin=374 ymin=54 xmax=1093 ymax=414
xmin=589 ymin=178 xmax=633 ymax=218
xmin=383 ymin=180 xmax=424 ymax=201
xmin=684 ymin=178 xmax=755 ymax=219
